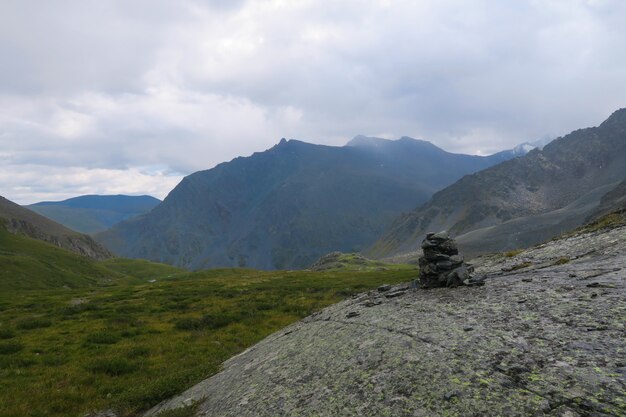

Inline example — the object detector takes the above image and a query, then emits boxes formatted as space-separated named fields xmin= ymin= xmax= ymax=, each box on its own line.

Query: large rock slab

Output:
xmin=146 ymin=226 xmax=626 ymax=417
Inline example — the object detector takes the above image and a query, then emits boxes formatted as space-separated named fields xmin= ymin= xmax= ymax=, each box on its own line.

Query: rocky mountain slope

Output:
xmin=372 ymin=108 xmax=626 ymax=259
xmin=96 ymin=137 xmax=518 ymax=270
xmin=27 ymin=194 xmax=160 ymax=234
xmin=590 ymin=177 xmax=626 ymax=220
xmin=0 ymin=196 xmax=111 ymax=260
xmin=145 ymin=218 xmax=626 ymax=417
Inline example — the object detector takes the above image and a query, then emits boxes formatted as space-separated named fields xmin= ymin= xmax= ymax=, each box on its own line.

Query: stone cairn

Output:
xmin=418 ymin=231 xmax=477 ymax=288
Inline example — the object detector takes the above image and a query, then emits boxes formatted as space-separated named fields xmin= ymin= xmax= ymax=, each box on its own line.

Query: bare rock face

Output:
xmin=144 ymin=224 xmax=626 ymax=417
xmin=418 ymin=231 xmax=472 ymax=288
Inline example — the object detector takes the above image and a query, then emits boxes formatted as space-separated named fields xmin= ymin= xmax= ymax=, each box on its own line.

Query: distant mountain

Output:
xmin=371 ymin=109 xmax=626 ymax=259
xmin=96 ymin=136 xmax=520 ymax=270
xmin=487 ymin=136 xmax=553 ymax=161
xmin=27 ymin=195 xmax=160 ymax=234
xmin=0 ymin=196 xmax=111 ymax=260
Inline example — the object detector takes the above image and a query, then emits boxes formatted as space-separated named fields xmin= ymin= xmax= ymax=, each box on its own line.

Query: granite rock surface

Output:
xmin=146 ymin=225 xmax=626 ymax=417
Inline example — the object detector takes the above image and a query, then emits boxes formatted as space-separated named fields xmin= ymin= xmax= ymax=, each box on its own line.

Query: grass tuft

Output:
xmin=0 ymin=341 xmax=24 ymax=355
xmin=15 ymin=317 xmax=52 ymax=330
xmin=86 ymin=357 xmax=139 ymax=376
xmin=504 ymin=249 xmax=523 ymax=258
xmin=0 ymin=327 xmax=15 ymax=339
xmin=84 ymin=330 xmax=120 ymax=345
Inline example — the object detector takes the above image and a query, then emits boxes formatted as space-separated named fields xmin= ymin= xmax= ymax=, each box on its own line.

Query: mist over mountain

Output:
xmin=96 ymin=136 xmax=522 ymax=270
xmin=371 ymin=109 xmax=626 ymax=259
xmin=27 ymin=195 xmax=160 ymax=234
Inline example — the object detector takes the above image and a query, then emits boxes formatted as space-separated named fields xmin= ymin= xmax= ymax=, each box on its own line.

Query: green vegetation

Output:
xmin=558 ymin=208 xmax=626 ymax=240
xmin=310 ymin=252 xmax=414 ymax=272
xmin=554 ymin=257 xmax=570 ymax=265
xmin=0 ymin=226 xmax=119 ymax=291
xmin=0 ymin=227 xmax=416 ymax=417
xmin=504 ymin=249 xmax=523 ymax=258
xmin=580 ymin=208 xmax=626 ymax=233
xmin=510 ymin=262 xmax=532 ymax=271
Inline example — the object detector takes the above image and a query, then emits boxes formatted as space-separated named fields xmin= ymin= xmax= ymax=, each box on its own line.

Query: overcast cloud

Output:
xmin=1 ymin=0 xmax=626 ymax=204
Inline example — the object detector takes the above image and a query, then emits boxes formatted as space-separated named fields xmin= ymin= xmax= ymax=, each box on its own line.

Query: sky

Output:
xmin=1 ymin=0 xmax=626 ymax=204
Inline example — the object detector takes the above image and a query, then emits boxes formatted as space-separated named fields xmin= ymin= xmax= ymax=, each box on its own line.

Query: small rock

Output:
xmin=384 ymin=290 xmax=406 ymax=299
xmin=346 ymin=311 xmax=360 ymax=318
xmin=521 ymin=278 xmax=533 ymax=282
xmin=463 ymin=326 xmax=473 ymax=332
xmin=443 ymin=390 xmax=460 ymax=401
xmin=377 ymin=284 xmax=392 ymax=292
xmin=586 ymin=282 xmax=615 ymax=288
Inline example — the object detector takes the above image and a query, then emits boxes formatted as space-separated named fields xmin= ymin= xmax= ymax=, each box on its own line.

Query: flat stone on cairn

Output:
xmin=418 ymin=231 xmax=471 ymax=288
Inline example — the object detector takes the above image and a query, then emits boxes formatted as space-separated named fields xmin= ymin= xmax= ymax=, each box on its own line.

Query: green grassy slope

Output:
xmin=0 ymin=228 xmax=417 ymax=416
xmin=0 ymin=226 xmax=118 ymax=291
xmin=0 ymin=226 xmax=182 ymax=291
xmin=309 ymin=251 xmax=415 ymax=271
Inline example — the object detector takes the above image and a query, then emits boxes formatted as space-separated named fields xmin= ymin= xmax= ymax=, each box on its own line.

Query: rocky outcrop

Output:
xmin=418 ymin=231 xmax=471 ymax=288
xmin=4 ymin=218 xmax=111 ymax=260
xmin=144 ymin=224 xmax=626 ymax=417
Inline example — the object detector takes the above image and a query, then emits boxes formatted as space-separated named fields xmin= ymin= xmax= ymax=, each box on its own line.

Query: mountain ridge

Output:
xmin=96 ymin=136 xmax=523 ymax=270
xmin=27 ymin=195 xmax=160 ymax=234
xmin=0 ymin=196 xmax=112 ymax=260
xmin=371 ymin=108 xmax=626 ymax=258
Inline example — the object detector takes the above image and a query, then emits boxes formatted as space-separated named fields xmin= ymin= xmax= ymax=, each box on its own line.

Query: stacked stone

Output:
xmin=418 ymin=231 xmax=471 ymax=288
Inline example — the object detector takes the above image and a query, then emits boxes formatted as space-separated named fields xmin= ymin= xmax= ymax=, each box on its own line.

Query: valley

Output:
xmin=0 ymin=226 xmax=415 ymax=417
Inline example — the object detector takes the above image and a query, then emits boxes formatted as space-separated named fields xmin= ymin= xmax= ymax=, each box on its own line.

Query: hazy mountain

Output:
xmin=485 ymin=136 xmax=553 ymax=162
xmin=27 ymin=194 xmax=161 ymax=234
xmin=96 ymin=136 xmax=520 ymax=270
xmin=371 ymin=109 xmax=626 ymax=259
xmin=0 ymin=196 xmax=112 ymax=260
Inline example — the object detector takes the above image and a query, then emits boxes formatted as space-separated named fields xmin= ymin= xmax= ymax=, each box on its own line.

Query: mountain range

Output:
xmin=95 ymin=136 xmax=526 ymax=270
xmin=0 ymin=196 xmax=111 ymax=260
xmin=371 ymin=108 xmax=626 ymax=259
xmin=27 ymin=194 xmax=161 ymax=234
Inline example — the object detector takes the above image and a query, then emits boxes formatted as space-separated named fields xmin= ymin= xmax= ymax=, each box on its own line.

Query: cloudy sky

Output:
xmin=1 ymin=0 xmax=626 ymax=204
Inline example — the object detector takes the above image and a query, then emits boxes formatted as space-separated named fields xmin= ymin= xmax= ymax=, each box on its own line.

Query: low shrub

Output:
xmin=174 ymin=312 xmax=245 ymax=331
xmin=86 ymin=357 xmax=138 ymax=376
xmin=126 ymin=346 xmax=150 ymax=358
xmin=15 ymin=317 xmax=52 ymax=330
xmin=0 ymin=328 xmax=15 ymax=339
xmin=84 ymin=330 xmax=120 ymax=345
xmin=0 ymin=341 xmax=24 ymax=355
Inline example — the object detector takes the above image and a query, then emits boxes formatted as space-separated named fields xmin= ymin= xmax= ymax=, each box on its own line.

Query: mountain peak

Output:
xmin=345 ymin=135 xmax=392 ymax=147
xmin=600 ymin=107 xmax=626 ymax=128
xmin=346 ymin=135 xmax=442 ymax=152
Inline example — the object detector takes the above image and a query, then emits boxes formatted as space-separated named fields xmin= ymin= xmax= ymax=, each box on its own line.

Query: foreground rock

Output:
xmin=418 ymin=232 xmax=471 ymax=288
xmin=146 ymin=225 xmax=626 ymax=417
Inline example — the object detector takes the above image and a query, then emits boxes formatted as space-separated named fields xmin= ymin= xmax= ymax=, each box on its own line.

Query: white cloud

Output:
xmin=0 ymin=164 xmax=182 ymax=205
xmin=1 ymin=0 xmax=625 ymax=203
